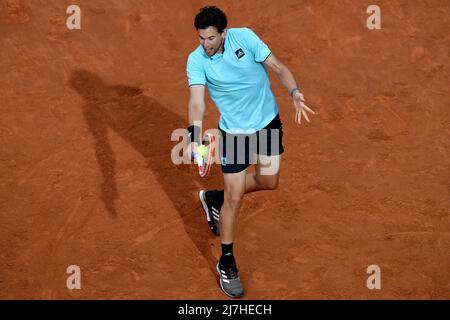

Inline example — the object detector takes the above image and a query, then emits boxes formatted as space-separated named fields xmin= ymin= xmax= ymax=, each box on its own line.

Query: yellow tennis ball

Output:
xmin=197 ymin=145 xmax=209 ymax=158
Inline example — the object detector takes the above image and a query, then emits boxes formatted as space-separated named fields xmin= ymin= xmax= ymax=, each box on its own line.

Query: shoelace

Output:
xmin=221 ymin=264 xmax=239 ymax=279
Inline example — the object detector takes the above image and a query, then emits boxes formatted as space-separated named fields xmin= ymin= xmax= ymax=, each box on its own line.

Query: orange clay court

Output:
xmin=1 ymin=0 xmax=449 ymax=299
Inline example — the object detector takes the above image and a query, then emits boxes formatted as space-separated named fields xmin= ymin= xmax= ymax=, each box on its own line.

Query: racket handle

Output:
xmin=192 ymin=153 xmax=204 ymax=167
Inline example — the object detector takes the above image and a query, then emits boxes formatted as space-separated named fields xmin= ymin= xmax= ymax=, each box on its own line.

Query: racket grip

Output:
xmin=192 ymin=153 xmax=204 ymax=166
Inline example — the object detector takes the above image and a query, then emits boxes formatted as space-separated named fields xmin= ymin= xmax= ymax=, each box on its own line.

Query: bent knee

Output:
xmin=264 ymin=180 xmax=279 ymax=190
xmin=256 ymin=175 xmax=279 ymax=190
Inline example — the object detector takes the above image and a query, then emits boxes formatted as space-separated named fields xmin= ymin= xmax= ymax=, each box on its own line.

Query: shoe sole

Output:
xmin=199 ymin=190 xmax=220 ymax=236
xmin=216 ymin=263 xmax=244 ymax=298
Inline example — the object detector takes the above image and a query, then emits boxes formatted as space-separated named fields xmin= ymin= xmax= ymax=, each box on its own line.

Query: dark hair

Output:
xmin=194 ymin=6 xmax=228 ymax=33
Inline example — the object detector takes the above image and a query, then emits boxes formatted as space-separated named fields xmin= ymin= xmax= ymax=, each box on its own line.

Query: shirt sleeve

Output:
xmin=241 ymin=28 xmax=271 ymax=63
xmin=186 ymin=52 xmax=206 ymax=86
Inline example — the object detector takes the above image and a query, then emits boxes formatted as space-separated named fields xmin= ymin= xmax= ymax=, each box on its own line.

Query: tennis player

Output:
xmin=186 ymin=6 xmax=315 ymax=298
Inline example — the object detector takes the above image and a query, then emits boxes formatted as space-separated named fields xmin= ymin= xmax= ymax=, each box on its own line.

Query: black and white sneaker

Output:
xmin=216 ymin=262 xmax=244 ymax=298
xmin=199 ymin=190 xmax=221 ymax=236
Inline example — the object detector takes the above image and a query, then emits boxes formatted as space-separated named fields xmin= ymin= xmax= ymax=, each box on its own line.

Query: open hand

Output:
xmin=293 ymin=90 xmax=315 ymax=124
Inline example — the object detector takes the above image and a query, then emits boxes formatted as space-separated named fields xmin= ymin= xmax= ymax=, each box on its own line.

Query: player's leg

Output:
xmin=220 ymin=169 xmax=247 ymax=244
xmin=201 ymin=114 xmax=284 ymax=227
xmin=199 ymin=128 xmax=248 ymax=236
xmin=245 ymin=112 xmax=284 ymax=193
xmin=215 ymin=129 xmax=248 ymax=298
xmin=245 ymin=154 xmax=281 ymax=193
xmin=216 ymin=169 xmax=246 ymax=298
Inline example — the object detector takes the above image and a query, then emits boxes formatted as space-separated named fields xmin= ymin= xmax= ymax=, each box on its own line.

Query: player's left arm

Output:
xmin=265 ymin=53 xmax=315 ymax=124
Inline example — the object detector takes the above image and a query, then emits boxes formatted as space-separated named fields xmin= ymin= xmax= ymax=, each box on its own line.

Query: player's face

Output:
xmin=197 ymin=27 xmax=226 ymax=56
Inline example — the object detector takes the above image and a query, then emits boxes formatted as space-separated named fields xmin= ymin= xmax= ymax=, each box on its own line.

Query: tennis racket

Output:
xmin=192 ymin=133 xmax=216 ymax=178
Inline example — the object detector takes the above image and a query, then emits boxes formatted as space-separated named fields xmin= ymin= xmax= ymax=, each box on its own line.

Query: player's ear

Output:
xmin=221 ymin=28 xmax=227 ymax=38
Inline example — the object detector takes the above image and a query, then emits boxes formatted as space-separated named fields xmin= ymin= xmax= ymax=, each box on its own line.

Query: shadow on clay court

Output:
xmin=69 ymin=69 xmax=221 ymax=274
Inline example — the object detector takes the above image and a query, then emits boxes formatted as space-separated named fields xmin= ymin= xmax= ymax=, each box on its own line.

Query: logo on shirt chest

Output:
xmin=234 ymin=48 xmax=245 ymax=59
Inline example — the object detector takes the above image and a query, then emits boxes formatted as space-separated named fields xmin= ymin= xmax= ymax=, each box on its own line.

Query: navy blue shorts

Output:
xmin=218 ymin=114 xmax=284 ymax=174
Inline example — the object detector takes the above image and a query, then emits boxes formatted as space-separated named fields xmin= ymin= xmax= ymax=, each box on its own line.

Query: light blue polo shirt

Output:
xmin=186 ymin=27 xmax=278 ymax=134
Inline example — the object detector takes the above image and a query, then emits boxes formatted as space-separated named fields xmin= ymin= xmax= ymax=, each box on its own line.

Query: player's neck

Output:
xmin=217 ymin=38 xmax=225 ymax=54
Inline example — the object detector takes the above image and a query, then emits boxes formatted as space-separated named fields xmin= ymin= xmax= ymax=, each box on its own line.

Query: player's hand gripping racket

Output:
xmin=192 ymin=133 xmax=215 ymax=178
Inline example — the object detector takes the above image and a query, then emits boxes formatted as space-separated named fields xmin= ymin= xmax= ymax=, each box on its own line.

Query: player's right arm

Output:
xmin=186 ymin=49 xmax=207 ymax=154
xmin=188 ymin=84 xmax=206 ymax=128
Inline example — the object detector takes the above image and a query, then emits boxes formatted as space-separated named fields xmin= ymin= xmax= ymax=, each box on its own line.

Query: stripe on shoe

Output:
xmin=199 ymin=191 xmax=212 ymax=222
xmin=212 ymin=208 xmax=220 ymax=221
